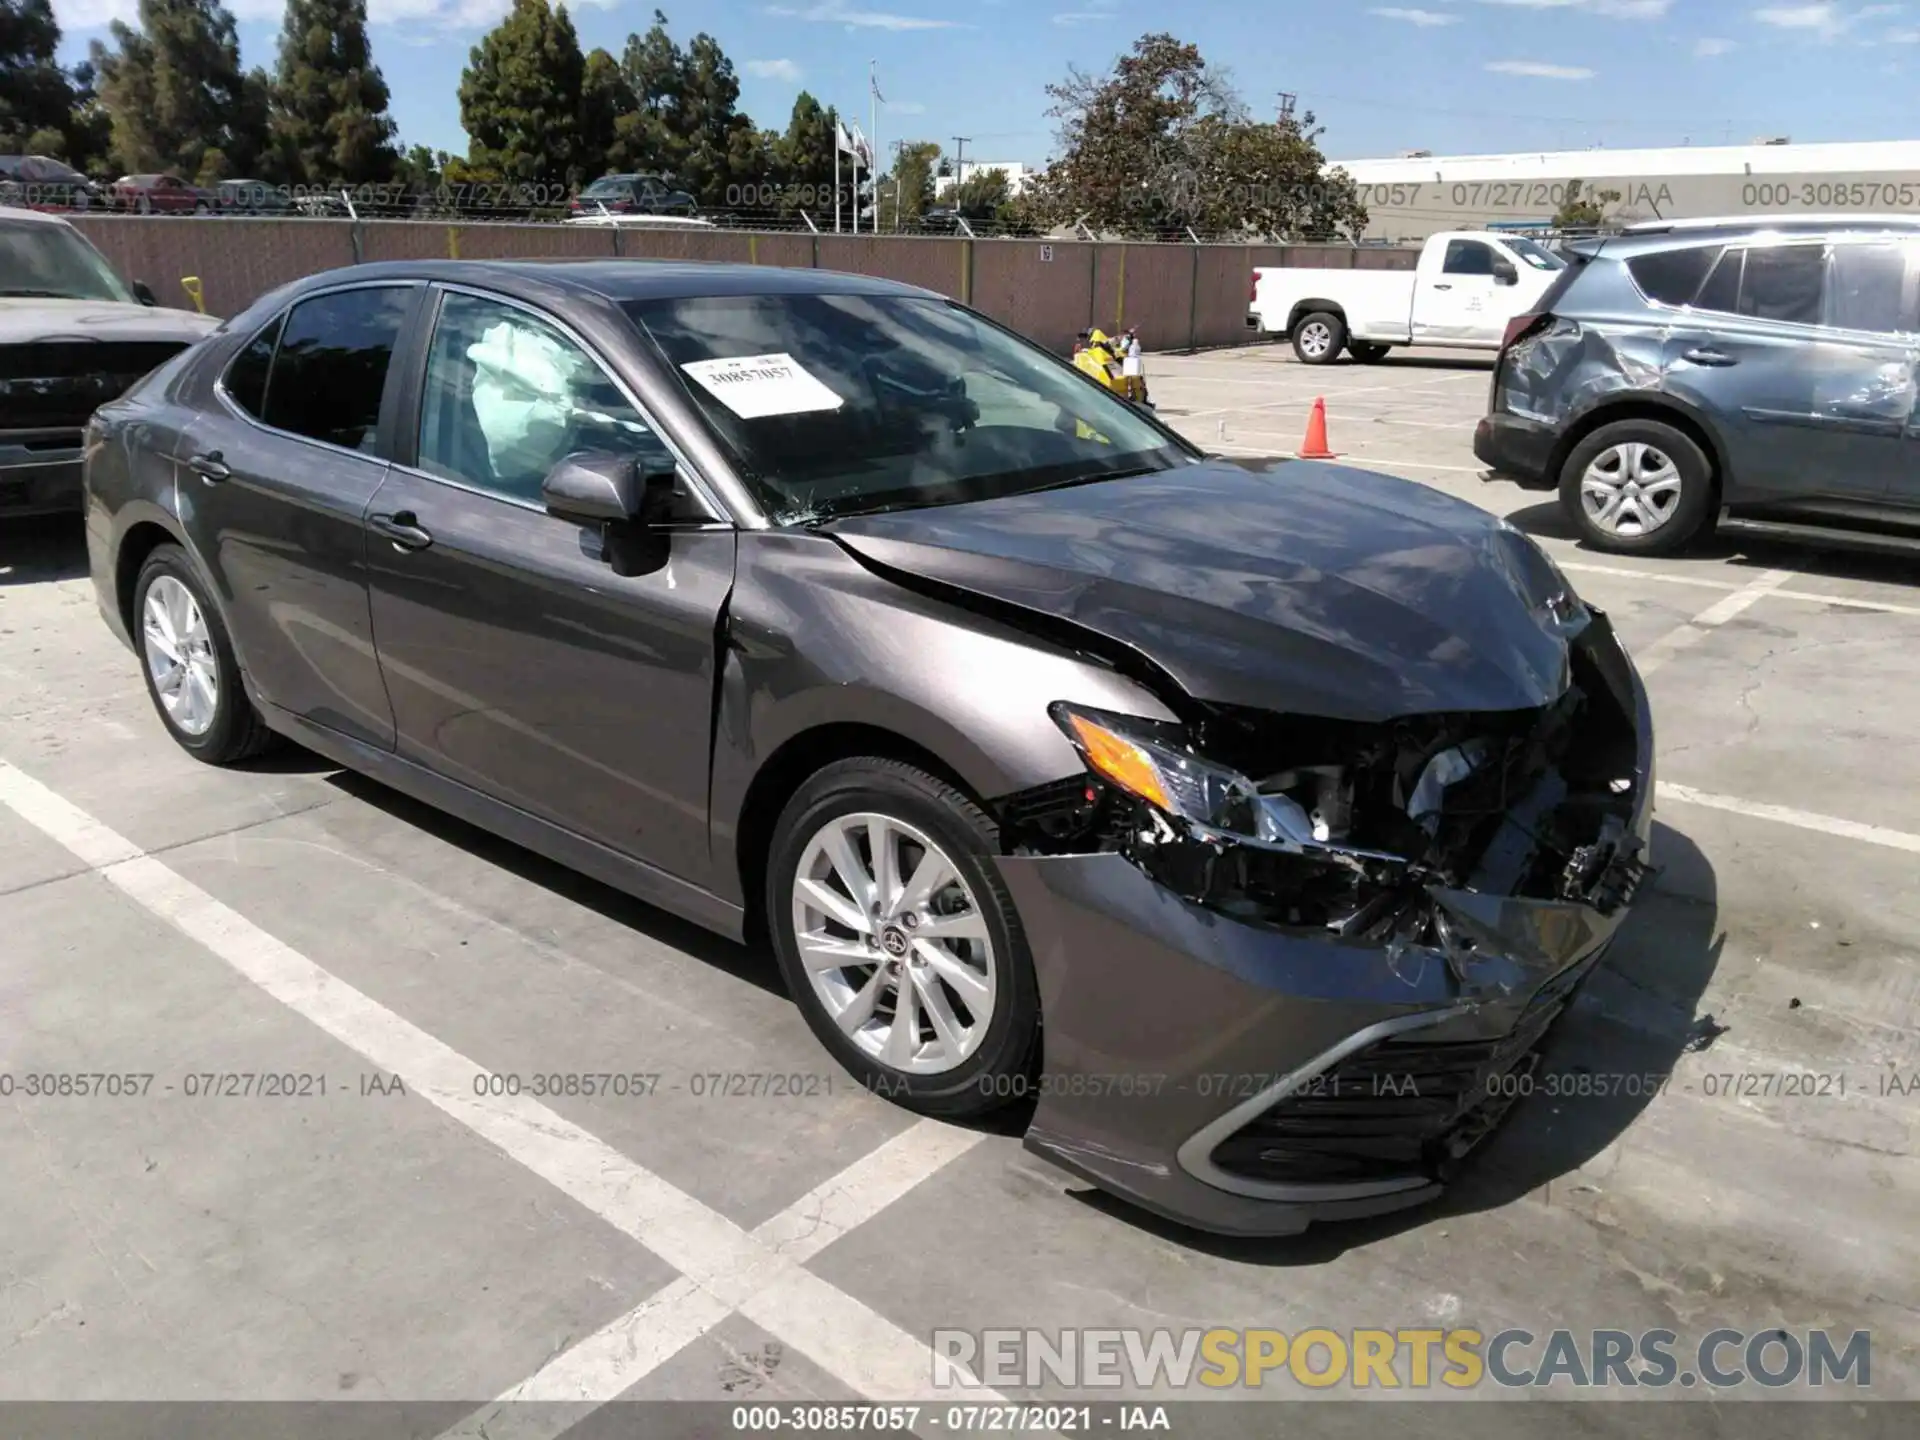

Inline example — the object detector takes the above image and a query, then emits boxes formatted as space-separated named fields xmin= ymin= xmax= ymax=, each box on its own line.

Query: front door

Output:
xmin=175 ymin=283 xmax=417 ymax=748
xmin=1414 ymin=237 xmax=1504 ymax=346
xmin=364 ymin=287 xmax=736 ymax=888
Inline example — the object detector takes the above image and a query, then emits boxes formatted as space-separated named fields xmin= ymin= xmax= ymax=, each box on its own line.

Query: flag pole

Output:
xmin=834 ymin=122 xmax=842 ymax=234
xmin=870 ymin=59 xmax=879 ymax=235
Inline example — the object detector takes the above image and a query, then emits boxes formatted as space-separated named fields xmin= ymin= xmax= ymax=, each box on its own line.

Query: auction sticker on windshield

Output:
xmin=680 ymin=352 xmax=844 ymax=419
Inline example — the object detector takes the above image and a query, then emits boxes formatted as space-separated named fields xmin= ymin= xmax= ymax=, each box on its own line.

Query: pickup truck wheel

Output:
xmin=1292 ymin=312 xmax=1345 ymax=366
xmin=1559 ymin=420 xmax=1714 ymax=556
xmin=1349 ymin=341 xmax=1391 ymax=363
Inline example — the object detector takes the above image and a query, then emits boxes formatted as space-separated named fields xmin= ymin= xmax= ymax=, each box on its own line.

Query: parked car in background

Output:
xmin=1476 ymin=214 xmax=1920 ymax=555
xmin=80 ymin=258 xmax=1652 ymax=1237
xmin=1 ymin=208 xmax=219 ymax=518
xmin=569 ymin=173 xmax=698 ymax=219
xmin=215 ymin=179 xmax=292 ymax=216
xmin=112 ymin=173 xmax=213 ymax=215
xmin=1250 ymin=231 xmax=1567 ymax=365
xmin=0 ymin=155 xmax=107 ymax=211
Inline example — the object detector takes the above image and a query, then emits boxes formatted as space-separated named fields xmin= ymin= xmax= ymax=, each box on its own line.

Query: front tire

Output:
xmin=133 ymin=545 xmax=275 ymax=764
xmin=767 ymin=758 xmax=1041 ymax=1119
xmin=1558 ymin=419 xmax=1714 ymax=556
xmin=1292 ymin=311 xmax=1346 ymax=365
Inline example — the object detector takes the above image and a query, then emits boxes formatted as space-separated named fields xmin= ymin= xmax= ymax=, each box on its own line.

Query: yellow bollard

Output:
xmin=180 ymin=277 xmax=205 ymax=314
xmin=447 ymin=227 xmax=460 ymax=260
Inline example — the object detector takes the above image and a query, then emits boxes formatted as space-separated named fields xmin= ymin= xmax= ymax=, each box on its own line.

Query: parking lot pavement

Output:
xmin=3 ymin=336 xmax=1919 ymax=1429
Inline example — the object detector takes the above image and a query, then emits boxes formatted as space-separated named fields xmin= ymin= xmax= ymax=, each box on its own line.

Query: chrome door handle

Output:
xmin=1432 ymin=283 xmax=1453 ymax=290
xmin=187 ymin=451 xmax=230 ymax=482
xmin=370 ymin=511 xmax=433 ymax=551
xmin=1683 ymin=348 xmax=1738 ymax=367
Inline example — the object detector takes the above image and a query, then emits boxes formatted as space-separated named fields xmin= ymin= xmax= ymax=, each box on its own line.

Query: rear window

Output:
xmin=1629 ymin=245 xmax=1722 ymax=307
xmin=1827 ymin=241 xmax=1916 ymax=334
xmin=1738 ymin=243 xmax=1826 ymax=326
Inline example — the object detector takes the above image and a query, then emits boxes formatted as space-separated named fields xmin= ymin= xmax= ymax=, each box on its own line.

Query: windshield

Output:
xmin=0 ymin=220 xmax=137 ymax=303
xmin=626 ymin=293 xmax=1193 ymax=523
xmin=1505 ymin=236 xmax=1568 ymax=271
xmin=583 ymin=178 xmax=633 ymax=196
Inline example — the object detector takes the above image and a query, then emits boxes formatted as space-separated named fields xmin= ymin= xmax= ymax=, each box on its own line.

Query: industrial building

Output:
xmin=1332 ymin=139 xmax=1920 ymax=242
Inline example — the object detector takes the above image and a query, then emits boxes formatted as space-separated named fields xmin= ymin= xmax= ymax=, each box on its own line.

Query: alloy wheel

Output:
xmin=790 ymin=812 xmax=997 ymax=1076
xmin=1298 ymin=321 xmax=1333 ymax=360
xmin=142 ymin=576 xmax=220 ymax=737
xmin=1579 ymin=442 xmax=1683 ymax=537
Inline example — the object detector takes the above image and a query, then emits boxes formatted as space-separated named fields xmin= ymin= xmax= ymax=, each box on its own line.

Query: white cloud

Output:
xmin=1369 ymin=7 xmax=1461 ymax=24
xmin=1473 ymin=0 xmax=1670 ymax=14
xmin=54 ymin=0 xmax=286 ymax=25
xmin=1751 ymin=2 xmax=1902 ymax=37
xmin=745 ymin=58 xmax=803 ymax=80
xmin=1485 ymin=58 xmax=1598 ymax=76
xmin=766 ymin=2 xmax=967 ymax=28
xmin=1694 ymin=35 xmax=1738 ymax=53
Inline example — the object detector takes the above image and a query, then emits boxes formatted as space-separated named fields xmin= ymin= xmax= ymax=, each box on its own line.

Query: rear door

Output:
xmin=1662 ymin=240 xmax=1905 ymax=511
xmin=1413 ymin=238 xmax=1503 ymax=345
xmin=175 ymin=282 xmax=418 ymax=747
xmin=364 ymin=285 xmax=736 ymax=887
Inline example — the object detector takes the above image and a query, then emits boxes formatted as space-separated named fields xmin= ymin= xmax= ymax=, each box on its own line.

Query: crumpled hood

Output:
xmin=826 ymin=458 xmax=1584 ymax=722
xmin=0 ymin=298 xmax=220 ymax=346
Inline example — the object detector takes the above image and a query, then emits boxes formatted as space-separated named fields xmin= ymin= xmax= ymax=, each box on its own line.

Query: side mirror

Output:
xmin=541 ymin=450 xmax=677 ymax=525
xmin=131 ymin=280 xmax=157 ymax=307
xmin=1492 ymin=261 xmax=1519 ymax=286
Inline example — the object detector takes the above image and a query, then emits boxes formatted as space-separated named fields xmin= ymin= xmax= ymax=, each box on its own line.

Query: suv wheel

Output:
xmin=767 ymin=758 xmax=1040 ymax=1119
xmin=1559 ymin=419 xmax=1714 ymax=556
xmin=1292 ymin=311 xmax=1346 ymax=365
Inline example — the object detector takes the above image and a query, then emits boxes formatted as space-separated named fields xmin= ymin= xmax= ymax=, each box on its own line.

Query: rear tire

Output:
xmin=1349 ymin=340 xmax=1391 ymax=363
xmin=1558 ymin=419 xmax=1715 ymax=556
xmin=1292 ymin=311 xmax=1346 ymax=365
xmin=766 ymin=758 xmax=1040 ymax=1120
xmin=133 ymin=545 xmax=276 ymax=764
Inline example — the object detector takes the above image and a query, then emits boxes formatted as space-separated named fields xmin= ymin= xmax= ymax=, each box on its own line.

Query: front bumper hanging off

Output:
xmin=998 ymin=622 xmax=1657 ymax=1238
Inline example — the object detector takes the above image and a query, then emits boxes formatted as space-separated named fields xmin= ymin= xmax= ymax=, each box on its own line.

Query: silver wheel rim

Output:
xmin=1580 ymin=442 xmax=1683 ymax=537
xmin=142 ymin=576 xmax=220 ymax=737
xmin=1299 ymin=321 xmax=1333 ymax=359
xmin=791 ymin=812 xmax=997 ymax=1076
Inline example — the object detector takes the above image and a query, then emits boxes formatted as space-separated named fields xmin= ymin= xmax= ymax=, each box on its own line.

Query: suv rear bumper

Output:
xmin=1473 ymin=414 xmax=1558 ymax=491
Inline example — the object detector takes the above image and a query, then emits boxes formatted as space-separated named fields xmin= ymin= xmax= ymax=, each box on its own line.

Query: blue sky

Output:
xmin=45 ymin=1 xmax=1920 ymax=166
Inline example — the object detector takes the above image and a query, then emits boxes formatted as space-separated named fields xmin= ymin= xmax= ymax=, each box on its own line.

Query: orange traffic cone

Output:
xmin=1297 ymin=397 xmax=1338 ymax=459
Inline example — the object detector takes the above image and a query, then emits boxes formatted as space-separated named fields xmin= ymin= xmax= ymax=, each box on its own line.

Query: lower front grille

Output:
xmin=1210 ymin=962 xmax=1590 ymax=1187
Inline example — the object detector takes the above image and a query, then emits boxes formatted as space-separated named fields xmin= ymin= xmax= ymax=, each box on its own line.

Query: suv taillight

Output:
xmin=1500 ymin=312 xmax=1552 ymax=353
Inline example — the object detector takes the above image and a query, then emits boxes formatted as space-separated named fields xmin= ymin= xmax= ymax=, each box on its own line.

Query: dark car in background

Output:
xmin=1 ymin=208 xmax=218 ymax=517
xmin=82 ymin=259 xmax=1653 ymax=1237
xmin=569 ymin=173 xmax=698 ymax=219
xmin=1476 ymin=214 xmax=1920 ymax=554
xmin=215 ymin=179 xmax=292 ymax=216
xmin=112 ymin=173 xmax=213 ymax=215
xmin=0 ymin=155 xmax=107 ymax=210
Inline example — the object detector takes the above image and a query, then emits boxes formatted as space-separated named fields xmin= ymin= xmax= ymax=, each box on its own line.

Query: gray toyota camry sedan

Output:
xmin=82 ymin=260 xmax=1655 ymax=1236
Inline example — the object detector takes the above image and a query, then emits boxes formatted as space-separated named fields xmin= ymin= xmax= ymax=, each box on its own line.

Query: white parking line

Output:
xmin=1630 ymin=569 xmax=1793 ymax=676
xmin=0 ymin=759 xmax=1000 ymax=1424
xmin=1656 ymin=782 xmax=1920 ymax=855
xmin=1560 ymin=561 xmax=1920 ymax=616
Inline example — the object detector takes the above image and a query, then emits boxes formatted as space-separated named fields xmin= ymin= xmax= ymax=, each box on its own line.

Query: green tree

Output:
xmin=89 ymin=0 xmax=268 ymax=180
xmin=578 ymin=46 xmax=630 ymax=181
xmin=269 ymin=0 xmax=398 ymax=186
xmin=1552 ymin=177 xmax=1621 ymax=230
xmin=951 ymin=165 xmax=1010 ymax=219
xmin=0 ymin=0 xmax=74 ymax=156
xmin=1028 ymin=31 xmax=1365 ymax=240
xmin=772 ymin=90 xmax=839 ymax=218
xmin=64 ymin=60 xmax=113 ymax=171
xmin=882 ymin=139 xmax=938 ymax=231
xmin=609 ymin=9 xmax=680 ymax=174
xmin=458 ymin=0 xmax=586 ymax=186
xmin=675 ymin=31 xmax=753 ymax=204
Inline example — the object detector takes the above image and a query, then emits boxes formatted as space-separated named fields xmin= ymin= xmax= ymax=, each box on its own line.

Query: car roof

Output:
xmin=295 ymin=259 xmax=938 ymax=305
xmin=1606 ymin=215 xmax=1920 ymax=251
xmin=0 ymin=206 xmax=76 ymax=229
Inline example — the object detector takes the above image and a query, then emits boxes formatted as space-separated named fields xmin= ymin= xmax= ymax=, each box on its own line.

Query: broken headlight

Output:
xmin=1048 ymin=702 xmax=1398 ymax=866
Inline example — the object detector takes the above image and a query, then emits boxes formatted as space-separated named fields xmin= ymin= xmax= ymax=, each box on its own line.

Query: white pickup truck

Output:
xmin=1249 ymin=231 xmax=1569 ymax=365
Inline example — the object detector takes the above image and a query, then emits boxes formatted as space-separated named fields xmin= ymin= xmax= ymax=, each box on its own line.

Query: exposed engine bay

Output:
xmin=1001 ymin=624 xmax=1649 ymax=943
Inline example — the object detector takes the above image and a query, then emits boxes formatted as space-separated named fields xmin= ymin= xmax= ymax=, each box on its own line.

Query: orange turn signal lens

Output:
xmin=1064 ymin=712 xmax=1172 ymax=812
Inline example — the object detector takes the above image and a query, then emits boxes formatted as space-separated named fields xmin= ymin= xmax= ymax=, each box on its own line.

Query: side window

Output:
xmin=1694 ymin=247 xmax=1744 ymax=314
xmin=417 ymin=290 xmax=662 ymax=505
xmin=1737 ymin=243 xmax=1826 ymax=326
xmin=1629 ymin=245 xmax=1722 ymax=307
xmin=1443 ymin=240 xmax=1495 ymax=277
xmin=260 ymin=286 xmax=411 ymax=452
xmin=1827 ymin=242 xmax=1916 ymax=335
xmin=223 ymin=312 xmax=285 ymax=419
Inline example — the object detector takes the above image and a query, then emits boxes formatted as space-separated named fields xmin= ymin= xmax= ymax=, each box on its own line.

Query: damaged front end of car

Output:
xmin=993 ymin=602 xmax=1656 ymax=1235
